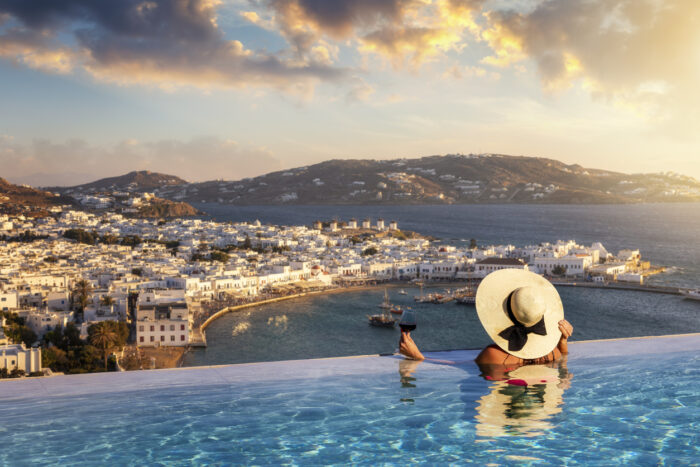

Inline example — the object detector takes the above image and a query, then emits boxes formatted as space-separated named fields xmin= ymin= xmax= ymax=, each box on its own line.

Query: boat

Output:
xmin=378 ymin=288 xmax=392 ymax=309
xmin=368 ymin=312 xmax=397 ymax=327
xmin=456 ymin=295 xmax=476 ymax=305
xmin=398 ymin=289 xmax=407 ymax=295
xmin=414 ymin=284 xmax=432 ymax=302
xmin=455 ymin=283 xmax=477 ymax=305
xmin=390 ymin=305 xmax=405 ymax=315
xmin=681 ymin=289 xmax=700 ymax=301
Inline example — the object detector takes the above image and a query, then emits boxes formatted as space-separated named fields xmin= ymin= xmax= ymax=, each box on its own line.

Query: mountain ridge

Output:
xmin=44 ymin=154 xmax=700 ymax=205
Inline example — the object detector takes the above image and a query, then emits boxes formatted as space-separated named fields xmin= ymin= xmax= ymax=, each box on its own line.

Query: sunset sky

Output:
xmin=1 ymin=0 xmax=698 ymax=185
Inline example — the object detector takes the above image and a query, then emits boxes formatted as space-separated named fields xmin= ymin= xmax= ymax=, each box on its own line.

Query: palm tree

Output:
xmin=89 ymin=323 xmax=117 ymax=370
xmin=100 ymin=295 xmax=115 ymax=308
xmin=72 ymin=279 xmax=92 ymax=321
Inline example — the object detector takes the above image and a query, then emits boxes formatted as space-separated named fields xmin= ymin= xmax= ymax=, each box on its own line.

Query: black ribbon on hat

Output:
xmin=498 ymin=291 xmax=547 ymax=352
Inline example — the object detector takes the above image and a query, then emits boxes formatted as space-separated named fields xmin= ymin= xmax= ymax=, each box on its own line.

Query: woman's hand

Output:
xmin=557 ymin=319 xmax=573 ymax=354
xmin=399 ymin=332 xmax=425 ymax=361
xmin=558 ymin=319 xmax=573 ymax=339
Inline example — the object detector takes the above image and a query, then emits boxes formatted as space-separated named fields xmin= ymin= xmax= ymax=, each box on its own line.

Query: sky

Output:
xmin=0 ymin=0 xmax=698 ymax=186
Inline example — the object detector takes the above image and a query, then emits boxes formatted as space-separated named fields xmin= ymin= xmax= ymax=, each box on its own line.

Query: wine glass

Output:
xmin=395 ymin=311 xmax=417 ymax=355
xmin=399 ymin=311 xmax=417 ymax=333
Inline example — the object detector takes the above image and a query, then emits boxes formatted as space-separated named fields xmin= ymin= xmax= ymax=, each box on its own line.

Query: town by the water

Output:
xmin=0 ymin=199 xmax=679 ymax=377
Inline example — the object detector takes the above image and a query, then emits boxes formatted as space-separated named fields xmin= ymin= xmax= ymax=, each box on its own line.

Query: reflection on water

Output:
xmin=475 ymin=359 xmax=573 ymax=437
xmin=397 ymin=358 xmax=573 ymax=438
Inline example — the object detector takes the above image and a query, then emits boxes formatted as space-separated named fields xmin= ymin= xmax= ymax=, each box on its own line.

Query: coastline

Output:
xmin=193 ymin=278 xmax=688 ymax=344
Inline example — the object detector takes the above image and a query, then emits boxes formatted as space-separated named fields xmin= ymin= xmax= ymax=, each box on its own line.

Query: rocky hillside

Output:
xmin=47 ymin=154 xmax=700 ymax=205
xmin=0 ymin=178 xmax=72 ymax=216
xmin=159 ymin=154 xmax=700 ymax=205
xmin=45 ymin=170 xmax=187 ymax=194
xmin=132 ymin=198 xmax=201 ymax=218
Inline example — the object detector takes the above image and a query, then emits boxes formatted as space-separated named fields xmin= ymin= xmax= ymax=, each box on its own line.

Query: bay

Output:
xmin=183 ymin=203 xmax=700 ymax=367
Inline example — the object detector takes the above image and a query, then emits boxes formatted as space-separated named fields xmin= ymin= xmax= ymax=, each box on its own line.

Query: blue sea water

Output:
xmin=183 ymin=203 xmax=700 ymax=367
xmin=2 ymin=337 xmax=699 ymax=466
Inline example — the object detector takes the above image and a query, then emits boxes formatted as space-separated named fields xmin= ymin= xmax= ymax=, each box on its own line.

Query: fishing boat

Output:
xmin=390 ymin=305 xmax=405 ymax=315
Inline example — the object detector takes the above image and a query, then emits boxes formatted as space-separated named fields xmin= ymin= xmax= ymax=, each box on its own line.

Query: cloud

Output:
xmin=0 ymin=136 xmax=282 ymax=186
xmin=0 ymin=0 xmax=346 ymax=91
xmin=479 ymin=0 xmax=700 ymax=125
xmin=345 ymin=79 xmax=374 ymax=103
xmin=262 ymin=0 xmax=484 ymax=66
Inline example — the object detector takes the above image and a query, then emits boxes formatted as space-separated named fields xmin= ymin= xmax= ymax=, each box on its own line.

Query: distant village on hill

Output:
xmin=38 ymin=154 xmax=700 ymax=208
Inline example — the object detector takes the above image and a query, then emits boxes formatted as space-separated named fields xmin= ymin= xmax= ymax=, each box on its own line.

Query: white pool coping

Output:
xmin=2 ymin=333 xmax=699 ymax=401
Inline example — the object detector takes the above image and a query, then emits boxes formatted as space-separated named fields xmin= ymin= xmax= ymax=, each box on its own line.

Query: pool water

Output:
xmin=1 ymin=335 xmax=699 ymax=465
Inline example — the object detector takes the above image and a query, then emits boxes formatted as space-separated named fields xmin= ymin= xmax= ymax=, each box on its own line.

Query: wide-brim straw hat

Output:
xmin=476 ymin=269 xmax=564 ymax=360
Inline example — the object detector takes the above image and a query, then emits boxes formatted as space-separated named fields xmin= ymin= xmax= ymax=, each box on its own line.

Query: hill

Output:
xmin=46 ymin=170 xmax=187 ymax=194
xmin=155 ymin=154 xmax=700 ymax=205
xmin=0 ymin=178 xmax=72 ymax=217
xmin=45 ymin=155 xmax=700 ymax=205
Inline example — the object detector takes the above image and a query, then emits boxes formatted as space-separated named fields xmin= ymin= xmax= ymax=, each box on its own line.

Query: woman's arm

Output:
xmin=399 ymin=332 xmax=424 ymax=360
xmin=557 ymin=319 xmax=573 ymax=355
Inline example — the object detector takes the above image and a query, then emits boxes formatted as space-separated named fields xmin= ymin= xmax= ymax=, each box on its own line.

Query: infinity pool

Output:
xmin=1 ymin=334 xmax=698 ymax=465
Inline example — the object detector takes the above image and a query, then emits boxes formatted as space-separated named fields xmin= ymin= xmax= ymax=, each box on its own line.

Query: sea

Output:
xmin=182 ymin=203 xmax=700 ymax=367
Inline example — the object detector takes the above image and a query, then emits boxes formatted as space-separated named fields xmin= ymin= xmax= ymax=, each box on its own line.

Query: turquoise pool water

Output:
xmin=1 ymin=335 xmax=699 ymax=465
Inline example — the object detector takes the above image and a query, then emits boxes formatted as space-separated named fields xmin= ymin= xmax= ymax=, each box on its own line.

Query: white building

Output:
xmin=531 ymin=254 xmax=593 ymax=277
xmin=474 ymin=258 xmax=528 ymax=277
xmin=1 ymin=344 xmax=41 ymax=374
xmin=24 ymin=310 xmax=73 ymax=338
xmin=0 ymin=291 xmax=19 ymax=311
xmin=136 ymin=301 xmax=190 ymax=347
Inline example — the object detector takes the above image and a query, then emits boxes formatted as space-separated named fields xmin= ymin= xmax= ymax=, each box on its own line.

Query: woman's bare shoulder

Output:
xmin=475 ymin=344 xmax=508 ymax=365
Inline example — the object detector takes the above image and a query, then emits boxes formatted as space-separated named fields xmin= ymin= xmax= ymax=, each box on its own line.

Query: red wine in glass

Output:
xmin=399 ymin=311 xmax=417 ymax=333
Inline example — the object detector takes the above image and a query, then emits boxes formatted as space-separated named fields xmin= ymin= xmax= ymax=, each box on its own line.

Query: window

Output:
xmin=150 ymin=336 xmax=154 ymax=342
xmin=160 ymin=325 xmax=165 ymax=332
xmin=160 ymin=335 xmax=165 ymax=342
xmin=170 ymin=335 xmax=175 ymax=342
xmin=180 ymin=324 xmax=185 ymax=331
xmin=139 ymin=325 xmax=144 ymax=332
xmin=150 ymin=325 xmax=154 ymax=332
xmin=139 ymin=336 xmax=144 ymax=343
xmin=170 ymin=325 xmax=175 ymax=331
xmin=181 ymin=335 xmax=185 ymax=341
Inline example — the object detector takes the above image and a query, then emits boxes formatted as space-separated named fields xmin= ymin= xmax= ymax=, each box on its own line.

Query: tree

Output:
xmin=469 ymin=238 xmax=478 ymax=250
xmin=552 ymin=265 xmax=567 ymax=276
xmin=63 ymin=228 xmax=97 ymax=245
xmin=210 ymin=251 xmax=229 ymax=263
xmin=72 ymin=279 xmax=93 ymax=320
xmin=362 ymin=246 xmax=378 ymax=256
xmin=243 ymin=234 xmax=252 ymax=249
xmin=3 ymin=322 xmax=37 ymax=347
xmin=120 ymin=235 xmax=141 ymax=247
xmin=100 ymin=295 xmax=115 ymax=307
xmin=89 ymin=322 xmax=118 ymax=370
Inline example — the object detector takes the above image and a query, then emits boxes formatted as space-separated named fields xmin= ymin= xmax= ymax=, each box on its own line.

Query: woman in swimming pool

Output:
xmin=399 ymin=269 xmax=573 ymax=365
